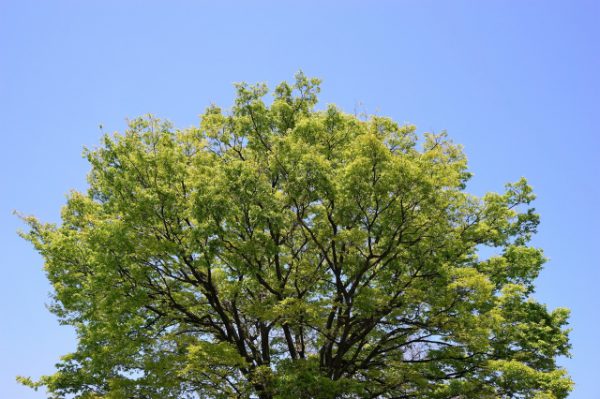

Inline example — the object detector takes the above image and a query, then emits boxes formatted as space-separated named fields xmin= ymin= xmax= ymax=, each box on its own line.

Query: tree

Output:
xmin=19 ymin=73 xmax=572 ymax=399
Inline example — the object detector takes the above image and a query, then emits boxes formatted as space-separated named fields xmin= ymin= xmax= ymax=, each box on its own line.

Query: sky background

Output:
xmin=1 ymin=1 xmax=598 ymax=397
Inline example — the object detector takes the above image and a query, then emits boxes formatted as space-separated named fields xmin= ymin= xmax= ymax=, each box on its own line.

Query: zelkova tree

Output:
xmin=20 ymin=73 xmax=572 ymax=399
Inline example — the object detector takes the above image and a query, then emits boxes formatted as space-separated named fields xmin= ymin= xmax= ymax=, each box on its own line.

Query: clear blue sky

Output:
xmin=1 ymin=1 xmax=598 ymax=397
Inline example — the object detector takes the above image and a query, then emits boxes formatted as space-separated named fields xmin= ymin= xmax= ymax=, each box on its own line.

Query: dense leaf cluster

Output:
xmin=20 ymin=73 xmax=571 ymax=398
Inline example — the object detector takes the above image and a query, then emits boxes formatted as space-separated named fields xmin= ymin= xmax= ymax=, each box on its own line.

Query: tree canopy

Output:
xmin=20 ymin=73 xmax=572 ymax=399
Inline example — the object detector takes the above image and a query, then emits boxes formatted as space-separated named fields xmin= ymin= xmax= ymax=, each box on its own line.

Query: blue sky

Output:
xmin=1 ymin=1 xmax=598 ymax=397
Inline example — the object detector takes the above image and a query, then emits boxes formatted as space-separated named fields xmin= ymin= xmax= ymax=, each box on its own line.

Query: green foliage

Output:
xmin=19 ymin=72 xmax=571 ymax=398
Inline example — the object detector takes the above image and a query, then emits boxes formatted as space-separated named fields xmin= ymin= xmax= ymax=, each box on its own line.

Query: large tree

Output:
xmin=20 ymin=73 xmax=571 ymax=399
